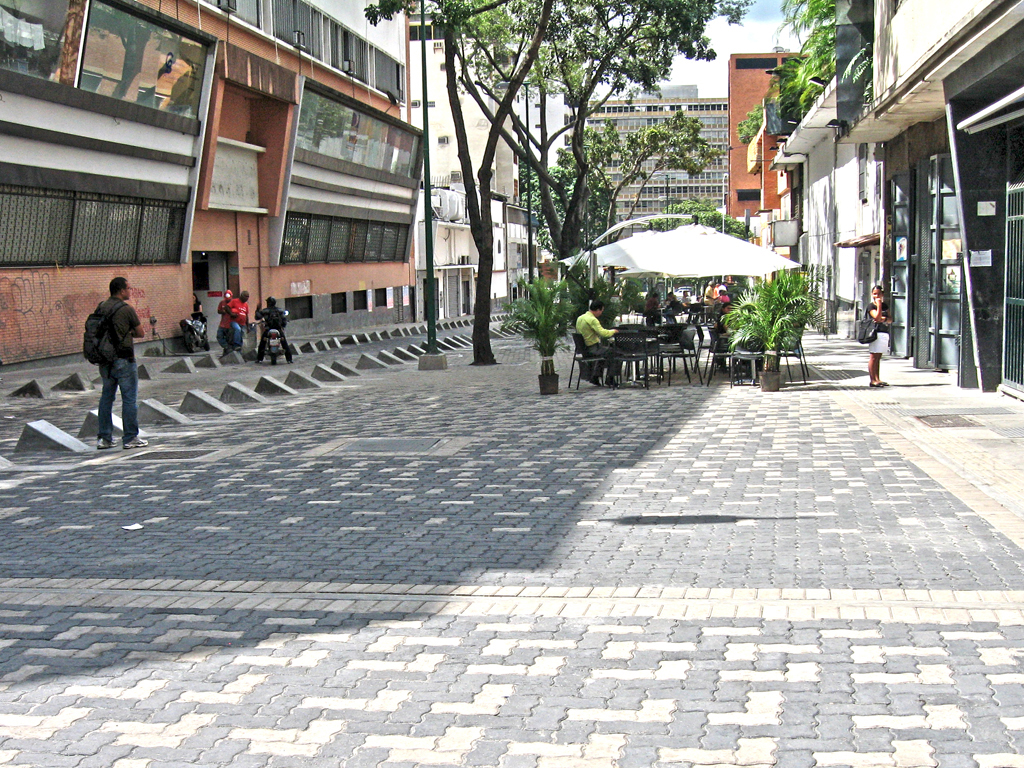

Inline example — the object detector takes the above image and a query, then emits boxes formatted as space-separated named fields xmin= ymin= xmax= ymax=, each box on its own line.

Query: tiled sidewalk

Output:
xmin=1 ymin=332 xmax=1024 ymax=766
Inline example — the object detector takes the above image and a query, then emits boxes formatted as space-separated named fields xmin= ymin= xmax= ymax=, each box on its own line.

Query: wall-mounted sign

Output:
xmin=210 ymin=139 xmax=264 ymax=210
xmin=970 ymin=250 xmax=993 ymax=267
xmin=290 ymin=280 xmax=311 ymax=295
xmin=977 ymin=201 xmax=997 ymax=217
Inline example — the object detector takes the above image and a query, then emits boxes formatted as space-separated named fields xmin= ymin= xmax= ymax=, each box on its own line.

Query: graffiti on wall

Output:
xmin=0 ymin=270 xmax=153 ymax=363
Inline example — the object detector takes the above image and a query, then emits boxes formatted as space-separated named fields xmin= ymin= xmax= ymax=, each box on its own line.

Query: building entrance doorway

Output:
xmin=191 ymin=251 xmax=232 ymax=321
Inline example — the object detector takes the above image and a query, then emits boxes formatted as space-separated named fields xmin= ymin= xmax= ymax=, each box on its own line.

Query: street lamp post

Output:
xmin=417 ymin=1 xmax=445 ymax=369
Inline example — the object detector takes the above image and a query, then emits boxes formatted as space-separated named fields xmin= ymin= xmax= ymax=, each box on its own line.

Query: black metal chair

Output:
xmin=658 ymin=325 xmax=701 ymax=385
xmin=612 ymin=332 xmax=650 ymax=388
xmin=730 ymin=348 xmax=763 ymax=387
xmin=779 ymin=328 xmax=809 ymax=384
xmin=703 ymin=329 xmax=732 ymax=386
xmin=569 ymin=332 xmax=593 ymax=389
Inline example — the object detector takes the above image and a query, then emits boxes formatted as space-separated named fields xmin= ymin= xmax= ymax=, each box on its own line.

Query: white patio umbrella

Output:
xmin=590 ymin=224 xmax=799 ymax=277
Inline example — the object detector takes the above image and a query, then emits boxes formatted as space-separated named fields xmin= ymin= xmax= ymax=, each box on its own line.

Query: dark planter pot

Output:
xmin=538 ymin=373 xmax=559 ymax=395
xmin=761 ymin=371 xmax=782 ymax=392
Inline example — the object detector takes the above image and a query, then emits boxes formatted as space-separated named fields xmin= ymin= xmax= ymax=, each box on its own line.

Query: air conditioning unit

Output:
xmin=450 ymin=170 xmax=462 ymax=182
xmin=216 ymin=0 xmax=237 ymax=12
xmin=433 ymin=41 xmax=443 ymax=51
xmin=292 ymin=30 xmax=306 ymax=50
xmin=437 ymin=136 xmax=450 ymax=146
xmin=342 ymin=59 xmax=353 ymax=72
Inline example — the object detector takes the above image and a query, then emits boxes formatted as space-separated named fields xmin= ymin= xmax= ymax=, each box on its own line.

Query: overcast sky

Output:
xmin=668 ymin=0 xmax=801 ymax=97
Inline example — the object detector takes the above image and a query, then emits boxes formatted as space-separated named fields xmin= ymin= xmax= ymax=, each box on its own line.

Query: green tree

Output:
xmin=589 ymin=110 xmax=720 ymax=233
xmin=736 ymin=103 xmax=763 ymax=144
xmin=653 ymin=199 xmax=750 ymax=239
xmin=776 ymin=0 xmax=836 ymax=119
xmin=368 ymin=0 xmax=750 ymax=365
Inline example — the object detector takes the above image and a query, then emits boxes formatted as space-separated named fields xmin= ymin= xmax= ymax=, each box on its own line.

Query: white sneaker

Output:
xmin=123 ymin=437 xmax=149 ymax=450
xmin=97 ymin=438 xmax=115 ymax=450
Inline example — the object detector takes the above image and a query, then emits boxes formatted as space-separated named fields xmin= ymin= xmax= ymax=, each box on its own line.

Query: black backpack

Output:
xmin=83 ymin=300 xmax=126 ymax=365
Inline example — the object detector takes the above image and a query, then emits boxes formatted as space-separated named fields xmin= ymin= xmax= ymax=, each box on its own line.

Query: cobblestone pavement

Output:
xmin=2 ymin=332 xmax=1024 ymax=766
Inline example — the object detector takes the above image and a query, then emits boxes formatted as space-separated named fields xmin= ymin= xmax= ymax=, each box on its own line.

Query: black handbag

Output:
xmin=857 ymin=317 xmax=878 ymax=344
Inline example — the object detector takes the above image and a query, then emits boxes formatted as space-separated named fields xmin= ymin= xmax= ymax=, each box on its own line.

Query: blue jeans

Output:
xmin=231 ymin=321 xmax=243 ymax=348
xmin=98 ymin=358 xmax=139 ymax=444
xmin=217 ymin=326 xmax=231 ymax=352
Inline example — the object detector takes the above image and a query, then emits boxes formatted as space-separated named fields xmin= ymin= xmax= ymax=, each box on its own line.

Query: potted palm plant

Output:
xmin=502 ymin=277 xmax=575 ymax=394
xmin=724 ymin=270 xmax=822 ymax=392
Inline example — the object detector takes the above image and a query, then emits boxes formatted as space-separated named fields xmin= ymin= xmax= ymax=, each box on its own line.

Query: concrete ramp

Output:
xmin=285 ymin=371 xmax=324 ymax=390
xmin=139 ymin=399 xmax=192 ymax=425
xmin=78 ymin=410 xmax=150 ymax=438
xmin=356 ymin=354 xmax=387 ymax=370
xmin=15 ymin=420 xmax=91 ymax=453
xmin=331 ymin=361 xmax=360 ymax=377
xmin=254 ymin=376 xmax=299 ymax=397
xmin=163 ymin=358 xmax=198 ymax=374
xmin=311 ymin=364 xmax=347 ymax=383
xmin=51 ymin=373 xmax=93 ymax=392
xmin=9 ymin=381 xmax=47 ymax=399
xmin=220 ymin=382 xmax=269 ymax=404
xmin=180 ymin=390 xmax=234 ymax=415
xmin=193 ymin=354 xmax=222 ymax=369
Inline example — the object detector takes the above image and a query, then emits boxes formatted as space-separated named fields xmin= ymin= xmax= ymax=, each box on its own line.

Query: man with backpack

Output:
xmin=92 ymin=277 xmax=147 ymax=450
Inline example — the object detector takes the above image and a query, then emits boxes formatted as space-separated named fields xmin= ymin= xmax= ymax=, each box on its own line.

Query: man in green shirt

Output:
xmin=576 ymin=300 xmax=618 ymax=386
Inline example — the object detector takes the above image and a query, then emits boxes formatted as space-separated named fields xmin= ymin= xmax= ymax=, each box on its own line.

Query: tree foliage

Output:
xmin=775 ymin=0 xmax=836 ymax=119
xmin=652 ymin=199 xmax=750 ymax=240
xmin=736 ymin=103 xmax=763 ymax=144
xmin=589 ymin=111 xmax=720 ymax=232
xmin=367 ymin=0 xmax=751 ymax=364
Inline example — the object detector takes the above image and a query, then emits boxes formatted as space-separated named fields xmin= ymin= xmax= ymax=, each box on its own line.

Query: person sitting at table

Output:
xmin=713 ymin=285 xmax=732 ymax=333
xmin=576 ymin=300 xmax=619 ymax=386
xmin=663 ymin=293 xmax=684 ymax=324
xmin=643 ymin=292 xmax=663 ymax=327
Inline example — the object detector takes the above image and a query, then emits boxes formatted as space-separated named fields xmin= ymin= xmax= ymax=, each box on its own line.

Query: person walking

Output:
xmin=96 ymin=276 xmax=148 ymax=450
xmin=228 ymin=290 xmax=250 ymax=351
xmin=866 ymin=284 xmax=893 ymax=388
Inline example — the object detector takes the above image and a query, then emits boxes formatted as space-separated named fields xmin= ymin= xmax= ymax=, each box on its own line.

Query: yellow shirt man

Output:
xmin=576 ymin=305 xmax=616 ymax=348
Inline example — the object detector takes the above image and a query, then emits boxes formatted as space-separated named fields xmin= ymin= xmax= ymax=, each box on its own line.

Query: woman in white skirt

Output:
xmin=866 ymin=285 xmax=892 ymax=388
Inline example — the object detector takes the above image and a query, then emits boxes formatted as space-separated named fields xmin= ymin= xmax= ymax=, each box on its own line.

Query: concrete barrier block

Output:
xmin=331 ymin=361 xmax=361 ymax=377
xmin=137 ymin=364 xmax=155 ymax=380
xmin=340 ymin=335 xmax=359 ymax=345
xmin=376 ymin=350 xmax=406 ymax=365
xmin=356 ymin=354 xmax=387 ymax=370
xmin=15 ymin=420 xmax=91 ymax=453
xmin=219 ymin=351 xmax=245 ymax=365
xmin=9 ymin=380 xmax=48 ymax=399
xmin=418 ymin=354 xmax=449 ymax=371
xmin=435 ymin=338 xmax=459 ymax=351
xmin=193 ymin=354 xmax=222 ymax=369
xmin=51 ymin=372 xmax=93 ymax=392
xmin=310 ymin=364 xmax=347 ymax=382
xmin=220 ymin=382 xmax=269 ymax=404
xmin=139 ymin=399 xmax=192 ymax=425
xmin=163 ymin=358 xmax=198 ymax=374
xmin=254 ymin=376 xmax=299 ymax=396
xmin=180 ymin=390 xmax=234 ymax=414
xmin=407 ymin=345 xmax=427 ymax=356
xmin=285 ymin=370 xmax=324 ymax=390
xmin=299 ymin=341 xmax=319 ymax=354
xmin=391 ymin=348 xmax=418 ymax=362
xmin=78 ymin=410 xmax=151 ymax=439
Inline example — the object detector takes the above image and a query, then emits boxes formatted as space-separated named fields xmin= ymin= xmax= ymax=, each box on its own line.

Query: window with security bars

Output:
xmin=0 ymin=184 xmax=184 ymax=266
xmin=281 ymin=212 xmax=408 ymax=264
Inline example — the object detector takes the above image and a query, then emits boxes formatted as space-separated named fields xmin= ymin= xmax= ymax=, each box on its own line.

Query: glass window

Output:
xmin=0 ymin=0 xmax=72 ymax=81
xmin=79 ymin=0 xmax=207 ymax=118
xmin=296 ymin=87 xmax=420 ymax=178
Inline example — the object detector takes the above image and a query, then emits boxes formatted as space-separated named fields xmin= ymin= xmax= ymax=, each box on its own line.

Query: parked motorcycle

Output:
xmin=265 ymin=326 xmax=284 ymax=364
xmin=179 ymin=314 xmax=210 ymax=353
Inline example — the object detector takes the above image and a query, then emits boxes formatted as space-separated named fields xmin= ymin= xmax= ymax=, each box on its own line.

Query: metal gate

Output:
xmin=913 ymin=155 xmax=961 ymax=370
xmin=1005 ymin=173 xmax=1024 ymax=392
